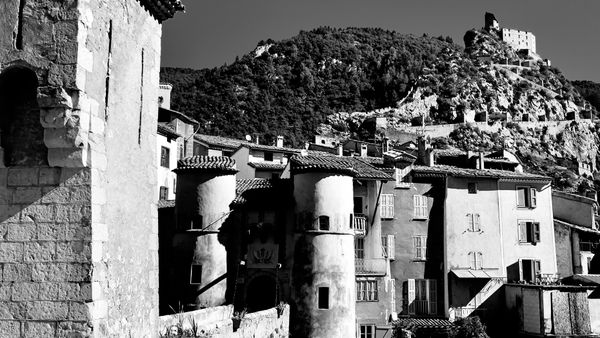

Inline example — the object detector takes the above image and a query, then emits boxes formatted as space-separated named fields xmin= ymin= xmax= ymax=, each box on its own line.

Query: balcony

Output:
xmin=353 ymin=214 xmax=367 ymax=236
xmin=410 ymin=300 xmax=437 ymax=316
xmin=355 ymin=258 xmax=387 ymax=276
xmin=580 ymin=241 xmax=597 ymax=252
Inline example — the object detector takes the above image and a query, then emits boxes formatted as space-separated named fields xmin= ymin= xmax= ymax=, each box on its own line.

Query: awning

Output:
xmin=451 ymin=269 xmax=505 ymax=278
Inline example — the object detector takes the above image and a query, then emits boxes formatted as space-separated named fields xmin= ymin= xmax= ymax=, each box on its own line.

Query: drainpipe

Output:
xmin=443 ymin=175 xmax=450 ymax=318
xmin=370 ymin=180 xmax=385 ymax=228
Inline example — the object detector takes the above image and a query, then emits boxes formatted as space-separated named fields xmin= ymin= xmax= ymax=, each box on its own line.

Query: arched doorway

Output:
xmin=0 ymin=66 xmax=46 ymax=166
xmin=246 ymin=274 xmax=277 ymax=312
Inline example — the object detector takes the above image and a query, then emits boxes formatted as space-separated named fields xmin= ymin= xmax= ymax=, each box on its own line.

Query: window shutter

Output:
xmin=533 ymin=222 xmax=541 ymax=243
xmin=414 ymin=237 xmax=421 ymax=259
xmin=381 ymin=236 xmax=388 ymax=258
xmin=428 ymin=280 xmax=437 ymax=315
xmin=534 ymin=260 xmax=541 ymax=281
xmin=381 ymin=194 xmax=394 ymax=219
xmin=407 ymin=279 xmax=416 ymax=315
xmin=530 ymin=188 xmax=537 ymax=208
xmin=467 ymin=213 xmax=473 ymax=231
xmin=477 ymin=252 xmax=483 ymax=269
xmin=468 ymin=252 xmax=475 ymax=269
xmin=474 ymin=214 xmax=481 ymax=231
xmin=390 ymin=279 xmax=396 ymax=313
xmin=518 ymin=222 xmax=527 ymax=242
xmin=388 ymin=234 xmax=395 ymax=260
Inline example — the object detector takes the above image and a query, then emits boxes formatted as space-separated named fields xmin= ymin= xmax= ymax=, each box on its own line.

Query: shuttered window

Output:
xmin=381 ymin=194 xmax=394 ymax=219
xmin=357 ymin=280 xmax=378 ymax=301
xmin=413 ymin=236 xmax=427 ymax=260
xmin=405 ymin=279 xmax=437 ymax=315
xmin=381 ymin=234 xmax=396 ymax=260
xmin=467 ymin=213 xmax=481 ymax=232
xmin=517 ymin=186 xmax=538 ymax=208
xmin=413 ymin=195 xmax=428 ymax=219
xmin=468 ymin=251 xmax=483 ymax=270
xmin=518 ymin=221 xmax=541 ymax=244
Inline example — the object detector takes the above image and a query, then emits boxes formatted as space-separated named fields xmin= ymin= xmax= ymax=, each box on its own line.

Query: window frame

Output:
xmin=356 ymin=279 xmax=378 ymax=302
xmin=380 ymin=193 xmax=394 ymax=219
xmin=318 ymin=215 xmax=330 ymax=231
xmin=263 ymin=151 xmax=274 ymax=162
xmin=318 ymin=286 xmax=329 ymax=309
xmin=413 ymin=235 xmax=427 ymax=261
xmin=160 ymin=146 xmax=170 ymax=168
xmin=359 ymin=324 xmax=375 ymax=338
xmin=468 ymin=182 xmax=478 ymax=194
xmin=355 ymin=237 xmax=365 ymax=259
xmin=395 ymin=166 xmax=411 ymax=188
xmin=466 ymin=213 xmax=481 ymax=232
xmin=189 ymin=264 xmax=202 ymax=285
xmin=516 ymin=186 xmax=537 ymax=208
xmin=413 ymin=195 xmax=428 ymax=220
xmin=519 ymin=258 xmax=541 ymax=283
xmin=159 ymin=186 xmax=169 ymax=200
xmin=518 ymin=220 xmax=541 ymax=244
xmin=468 ymin=251 xmax=483 ymax=270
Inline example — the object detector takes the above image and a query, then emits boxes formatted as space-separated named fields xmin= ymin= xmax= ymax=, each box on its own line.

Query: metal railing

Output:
xmin=355 ymin=258 xmax=387 ymax=275
xmin=580 ymin=241 xmax=597 ymax=252
xmin=410 ymin=300 xmax=437 ymax=316
xmin=353 ymin=214 xmax=367 ymax=235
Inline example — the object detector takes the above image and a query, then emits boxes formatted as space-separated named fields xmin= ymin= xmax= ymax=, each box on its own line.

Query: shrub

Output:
xmin=450 ymin=317 xmax=490 ymax=338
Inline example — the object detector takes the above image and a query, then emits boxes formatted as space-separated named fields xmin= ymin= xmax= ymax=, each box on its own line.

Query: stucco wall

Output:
xmin=292 ymin=172 xmax=356 ymax=338
xmin=553 ymin=221 xmax=574 ymax=278
xmin=157 ymin=134 xmax=178 ymax=200
xmin=552 ymin=192 xmax=595 ymax=228
xmin=499 ymin=181 xmax=557 ymax=279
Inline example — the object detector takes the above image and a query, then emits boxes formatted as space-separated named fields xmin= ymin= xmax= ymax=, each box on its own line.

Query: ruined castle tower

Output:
xmin=0 ymin=0 xmax=182 ymax=336
xmin=290 ymin=156 xmax=356 ymax=338
xmin=173 ymin=156 xmax=236 ymax=308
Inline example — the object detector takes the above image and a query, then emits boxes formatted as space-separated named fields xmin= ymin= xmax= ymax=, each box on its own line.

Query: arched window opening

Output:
xmin=0 ymin=67 xmax=46 ymax=166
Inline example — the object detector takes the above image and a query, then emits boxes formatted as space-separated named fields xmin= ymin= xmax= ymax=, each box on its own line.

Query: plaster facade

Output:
xmin=0 ymin=0 xmax=181 ymax=336
xmin=157 ymin=132 xmax=178 ymax=200
xmin=501 ymin=28 xmax=536 ymax=54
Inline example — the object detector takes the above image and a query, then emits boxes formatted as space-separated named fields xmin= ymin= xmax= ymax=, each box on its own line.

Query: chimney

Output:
xmin=417 ymin=136 xmax=433 ymax=166
xmin=478 ymin=152 xmax=485 ymax=170
xmin=337 ymin=144 xmax=343 ymax=157
xmin=276 ymin=135 xmax=284 ymax=148
xmin=255 ymin=135 xmax=259 ymax=145
xmin=304 ymin=142 xmax=309 ymax=150
xmin=360 ymin=143 xmax=368 ymax=158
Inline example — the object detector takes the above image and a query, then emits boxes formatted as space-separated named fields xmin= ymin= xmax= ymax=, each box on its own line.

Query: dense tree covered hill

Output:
xmin=573 ymin=80 xmax=600 ymax=111
xmin=160 ymin=27 xmax=458 ymax=146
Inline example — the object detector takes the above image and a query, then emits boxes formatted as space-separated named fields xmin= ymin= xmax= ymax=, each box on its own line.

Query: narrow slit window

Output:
xmin=104 ymin=20 xmax=113 ymax=121
xmin=138 ymin=49 xmax=145 ymax=145
xmin=318 ymin=287 xmax=329 ymax=309
xmin=16 ymin=0 xmax=26 ymax=50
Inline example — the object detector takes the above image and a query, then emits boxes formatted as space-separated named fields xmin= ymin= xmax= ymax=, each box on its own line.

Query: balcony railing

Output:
xmin=580 ymin=241 xmax=597 ymax=252
xmin=353 ymin=214 xmax=367 ymax=236
xmin=409 ymin=300 xmax=437 ymax=316
xmin=355 ymin=258 xmax=387 ymax=275
xmin=452 ymin=306 xmax=487 ymax=319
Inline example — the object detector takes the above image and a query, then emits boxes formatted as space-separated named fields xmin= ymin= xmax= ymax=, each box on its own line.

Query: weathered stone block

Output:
xmin=0 ymin=283 xmax=11 ymax=300
xmin=38 ymin=86 xmax=73 ymax=109
xmin=66 ymin=263 xmax=91 ymax=282
xmin=0 ymin=168 xmax=7 ymax=187
xmin=56 ymin=241 xmax=90 ymax=262
xmin=42 ymin=186 xmax=73 ymax=204
xmin=0 ymin=301 xmax=27 ymax=320
xmin=65 ymin=223 xmax=91 ymax=241
xmin=38 ymin=282 xmax=84 ymax=301
xmin=0 ymin=204 xmax=22 ymax=223
xmin=40 ymin=107 xmax=72 ymax=128
xmin=57 ymin=321 xmax=93 ymax=338
xmin=0 ymin=319 xmax=20 ymax=336
xmin=0 ymin=188 xmax=11 ymax=204
xmin=21 ymin=204 xmax=55 ymax=223
xmin=7 ymin=168 xmax=39 ymax=187
xmin=11 ymin=282 xmax=40 ymax=301
xmin=44 ymin=126 xmax=87 ymax=149
xmin=37 ymin=223 xmax=65 ymax=241
xmin=68 ymin=302 xmax=90 ymax=321
xmin=23 ymin=321 xmax=56 ymax=337
xmin=6 ymin=223 xmax=36 ymax=241
xmin=32 ymin=263 xmax=67 ymax=282
xmin=0 ymin=243 xmax=24 ymax=262
xmin=26 ymin=301 xmax=69 ymax=320
xmin=48 ymin=147 xmax=88 ymax=168
xmin=24 ymin=242 xmax=56 ymax=262
xmin=13 ymin=187 xmax=42 ymax=204
xmin=39 ymin=167 xmax=61 ymax=186
xmin=3 ymin=264 xmax=32 ymax=282
xmin=60 ymin=168 xmax=91 ymax=186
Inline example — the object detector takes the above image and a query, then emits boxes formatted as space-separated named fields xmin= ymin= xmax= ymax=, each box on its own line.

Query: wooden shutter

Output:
xmin=477 ymin=252 xmax=483 ymax=269
xmin=381 ymin=236 xmax=388 ymax=258
xmin=414 ymin=236 xmax=425 ymax=260
xmin=381 ymin=194 xmax=394 ymax=219
xmin=534 ymin=260 xmax=541 ymax=280
xmin=428 ymin=279 xmax=437 ymax=315
xmin=467 ymin=213 xmax=473 ymax=231
xmin=407 ymin=279 xmax=416 ymax=314
xmin=388 ymin=234 xmax=395 ymax=260
xmin=390 ymin=279 xmax=396 ymax=314
xmin=530 ymin=188 xmax=537 ymax=208
xmin=474 ymin=214 xmax=481 ymax=231
xmin=468 ymin=252 xmax=475 ymax=269
xmin=533 ymin=222 xmax=541 ymax=243
xmin=518 ymin=221 xmax=527 ymax=242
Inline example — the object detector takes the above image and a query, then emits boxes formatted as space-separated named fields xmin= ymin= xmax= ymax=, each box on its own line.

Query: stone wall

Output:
xmin=158 ymin=304 xmax=290 ymax=338
xmin=0 ymin=0 xmax=164 ymax=336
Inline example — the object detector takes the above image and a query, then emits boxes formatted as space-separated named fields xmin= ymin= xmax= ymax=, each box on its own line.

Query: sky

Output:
xmin=161 ymin=0 xmax=600 ymax=82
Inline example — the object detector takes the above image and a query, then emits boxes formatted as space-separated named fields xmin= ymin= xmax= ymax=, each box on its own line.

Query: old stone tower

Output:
xmin=0 ymin=0 xmax=182 ymax=336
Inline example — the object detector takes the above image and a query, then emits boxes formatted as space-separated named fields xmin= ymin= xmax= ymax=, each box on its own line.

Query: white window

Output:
xmin=516 ymin=186 xmax=537 ymax=208
xmin=518 ymin=221 xmax=540 ymax=244
xmin=357 ymin=280 xmax=378 ymax=301
xmin=405 ymin=279 xmax=437 ymax=315
xmin=381 ymin=234 xmax=395 ymax=260
xmin=413 ymin=236 xmax=427 ymax=260
xmin=359 ymin=324 xmax=375 ymax=338
xmin=466 ymin=213 xmax=481 ymax=232
xmin=413 ymin=195 xmax=428 ymax=219
xmin=381 ymin=194 xmax=394 ymax=219
xmin=520 ymin=259 xmax=541 ymax=283
xmin=395 ymin=166 xmax=411 ymax=188
xmin=468 ymin=251 xmax=483 ymax=270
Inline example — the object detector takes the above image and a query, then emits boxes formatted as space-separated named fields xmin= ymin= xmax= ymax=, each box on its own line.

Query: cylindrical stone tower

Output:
xmin=174 ymin=156 xmax=237 ymax=308
xmin=290 ymin=155 xmax=356 ymax=338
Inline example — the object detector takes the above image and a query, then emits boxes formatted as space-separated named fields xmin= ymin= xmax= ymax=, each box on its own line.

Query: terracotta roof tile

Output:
xmin=157 ymin=122 xmax=181 ymax=139
xmin=290 ymin=155 xmax=392 ymax=180
xmin=194 ymin=134 xmax=246 ymax=150
xmin=411 ymin=165 xmax=550 ymax=181
xmin=392 ymin=318 xmax=453 ymax=329
xmin=157 ymin=199 xmax=175 ymax=209
xmin=248 ymin=162 xmax=287 ymax=170
xmin=233 ymin=178 xmax=292 ymax=205
xmin=176 ymin=156 xmax=237 ymax=172
xmin=138 ymin=0 xmax=184 ymax=22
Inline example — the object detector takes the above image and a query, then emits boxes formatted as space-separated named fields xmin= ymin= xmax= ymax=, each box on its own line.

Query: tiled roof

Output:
xmin=233 ymin=178 xmax=293 ymax=205
xmin=159 ymin=107 xmax=198 ymax=125
xmin=243 ymin=143 xmax=300 ymax=154
xmin=290 ymin=155 xmax=392 ymax=180
xmin=175 ymin=156 xmax=237 ymax=172
xmin=234 ymin=179 xmax=274 ymax=204
xmin=248 ymin=162 xmax=287 ymax=170
xmin=411 ymin=165 xmax=551 ymax=181
xmin=157 ymin=122 xmax=181 ymax=139
xmin=157 ymin=200 xmax=175 ymax=209
xmin=137 ymin=0 xmax=184 ymax=22
xmin=195 ymin=134 xmax=245 ymax=150
xmin=392 ymin=318 xmax=454 ymax=329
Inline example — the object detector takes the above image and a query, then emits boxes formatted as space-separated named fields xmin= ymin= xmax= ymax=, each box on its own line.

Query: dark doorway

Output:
xmin=0 ymin=66 xmax=46 ymax=166
xmin=246 ymin=274 xmax=277 ymax=312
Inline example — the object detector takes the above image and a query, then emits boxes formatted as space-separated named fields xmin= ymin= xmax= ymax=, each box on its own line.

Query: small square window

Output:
xmin=191 ymin=215 xmax=203 ymax=230
xmin=319 ymin=216 xmax=329 ymax=231
xmin=264 ymin=152 xmax=273 ymax=161
xmin=190 ymin=264 xmax=202 ymax=285
xmin=318 ymin=287 xmax=329 ymax=309
xmin=468 ymin=183 xmax=478 ymax=194
xmin=159 ymin=186 xmax=168 ymax=200
xmin=160 ymin=146 xmax=170 ymax=168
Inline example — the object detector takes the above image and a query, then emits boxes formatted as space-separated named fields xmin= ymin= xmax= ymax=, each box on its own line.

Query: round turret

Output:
xmin=174 ymin=156 xmax=237 ymax=308
xmin=290 ymin=155 xmax=356 ymax=338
